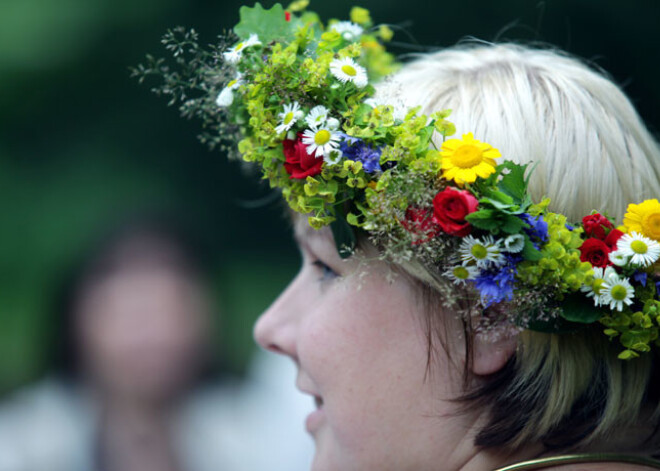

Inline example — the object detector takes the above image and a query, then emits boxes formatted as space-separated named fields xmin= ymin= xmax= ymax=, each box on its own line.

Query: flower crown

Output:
xmin=136 ymin=2 xmax=660 ymax=360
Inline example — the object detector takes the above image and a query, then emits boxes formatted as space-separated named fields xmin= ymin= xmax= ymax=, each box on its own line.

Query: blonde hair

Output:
xmin=376 ymin=43 xmax=660 ymax=452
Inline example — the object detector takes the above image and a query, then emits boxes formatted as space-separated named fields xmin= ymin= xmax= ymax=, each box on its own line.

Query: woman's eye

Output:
xmin=312 ymin=260 xmax=338 ymax=281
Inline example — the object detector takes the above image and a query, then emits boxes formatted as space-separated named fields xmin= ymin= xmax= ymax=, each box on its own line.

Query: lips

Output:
xmin=314 ymin=395 xmax=324 ymax=409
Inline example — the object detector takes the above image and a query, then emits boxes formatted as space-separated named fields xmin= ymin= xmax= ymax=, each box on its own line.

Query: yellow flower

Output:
xmin=623 ymin=199 xmax=660 ymax=241
xmin=439 ymin=133 xmax=501 ymax=184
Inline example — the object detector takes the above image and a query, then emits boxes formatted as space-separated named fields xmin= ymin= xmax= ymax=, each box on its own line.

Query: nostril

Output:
xmin=266 ymin=343 xmax=288 ymax=355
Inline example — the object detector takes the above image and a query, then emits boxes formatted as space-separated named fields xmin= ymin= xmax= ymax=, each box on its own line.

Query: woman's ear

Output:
xmin=469 ymin=306 xmax=519 ymax=376
xmin=471 ymin=328 xmax=518 ymax=376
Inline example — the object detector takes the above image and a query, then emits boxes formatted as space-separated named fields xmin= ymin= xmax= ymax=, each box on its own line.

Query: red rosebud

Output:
xmin=432 ymin=187 xmax=479 ymax=237
xmin=401 ymin=207 xmax=440 ymax=245
xmin=579 ymin=238 xmax=611 ymax=268
xmin=282 ymin=134 xmax=324 ymax=179
xmin=582 ymin=213 xmax=613 ymax=240
xmin=604 ymin=228 xmax=624 ymax=249
xmin=285 ymin=11 xmax=291 ymax=21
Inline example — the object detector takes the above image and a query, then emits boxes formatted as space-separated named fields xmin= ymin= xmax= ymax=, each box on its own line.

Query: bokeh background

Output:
xmin=1 ymin=0 xmax=659 ymax=395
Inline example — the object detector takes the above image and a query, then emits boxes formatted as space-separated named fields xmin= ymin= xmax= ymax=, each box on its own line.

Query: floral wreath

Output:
xmin=135 ymin=1 xmax=660 ymax=360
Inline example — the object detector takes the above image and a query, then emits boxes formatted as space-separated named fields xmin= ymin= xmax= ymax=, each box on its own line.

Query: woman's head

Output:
xmin=55 ymin=214 xmax=213 ymax=402
xmin=255 ymin=43 xmax=660 ymax=470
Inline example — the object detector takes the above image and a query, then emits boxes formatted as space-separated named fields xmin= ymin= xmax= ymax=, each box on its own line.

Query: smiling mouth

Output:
xmin=314 ymin=395 xmax=324 ymax=409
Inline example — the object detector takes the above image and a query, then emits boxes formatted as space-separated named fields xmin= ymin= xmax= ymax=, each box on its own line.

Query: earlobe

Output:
xmin=471 ymin=328 xmax=519 ymax=376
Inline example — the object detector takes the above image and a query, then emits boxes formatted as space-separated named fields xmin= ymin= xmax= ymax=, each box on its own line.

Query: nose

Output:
xmin=253 ymin=273 xmax=304 ymax=361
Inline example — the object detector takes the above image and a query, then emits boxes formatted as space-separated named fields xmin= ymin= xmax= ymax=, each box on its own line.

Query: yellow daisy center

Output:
xmin=451 ymin=144 xmax=484 ymax=169
xmin=593 ymin=278 xmax=604 ymax=295
xmin=341 ymin=64 xmax=357 ymax=77
xmin=643 ymin=213 xmax=660 ymax=239
xmin=314 ymin=130 xmax=331 ymax=145
xmin=610 ymin=285 xmax=628 ymax=301
xmin=630 ymin=240 xmax=648 ymax=254
xmin=453 ymin=266 xmax=469 ymax=280
xmin=235 ymin=42 xmax=245 ymax=52
xmin=283 ymin=112 xmax=294 ymax=125
xmin=471 ymin=244 xmax=488 ymax=260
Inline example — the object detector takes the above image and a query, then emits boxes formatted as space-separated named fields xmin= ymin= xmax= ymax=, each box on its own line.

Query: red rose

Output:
xmin=283 ymin=134 xmax=323 ymax=179
xmin=432 ymin=187 xmax=479 ymax=237
xmin=401 ymin=207 xmax=440 ymax=245
xmin=582 ymin=213 xmax=613 ymax=240
xmin=604 ymin=228 xmax=624 ymax=249
xmin=579 ymin=238 xmax=611 ymax=268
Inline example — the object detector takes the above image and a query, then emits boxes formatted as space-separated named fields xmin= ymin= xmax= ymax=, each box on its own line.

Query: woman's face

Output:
xmin=76 ymin=264 xmax=210 ymax=402
xmin=254 ymin=220 xmax=475 ymax=471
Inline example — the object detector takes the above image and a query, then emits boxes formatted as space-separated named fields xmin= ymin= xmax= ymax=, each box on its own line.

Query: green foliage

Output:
xmin=234 ymin=3 xmax=294 ymax=42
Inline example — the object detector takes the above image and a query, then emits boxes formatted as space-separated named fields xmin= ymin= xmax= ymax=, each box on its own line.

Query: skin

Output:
xmin=254 ymin=219 xmax=656 ymax=471
xmin=74 ymin=261 xmax=211 ymax=471
xmin=254 ymin=219 xmax=524 ymax=471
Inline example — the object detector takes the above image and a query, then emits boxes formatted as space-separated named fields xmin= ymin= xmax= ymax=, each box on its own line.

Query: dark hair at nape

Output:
xmin=49 ymin=209 xmax=220 ymax=380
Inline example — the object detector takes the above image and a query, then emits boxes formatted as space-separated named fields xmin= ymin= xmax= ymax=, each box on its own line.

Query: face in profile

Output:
xmin=254 ymin=219 xmax=476 ymax=471
xmin=74 ymin=258 xmax=210 ymax=402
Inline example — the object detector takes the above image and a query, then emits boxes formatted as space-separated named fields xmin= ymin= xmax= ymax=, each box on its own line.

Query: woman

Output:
xmin=0 ymin=215 xmax=315 ymax=471
xmin=140 ymin=5 xmax=660 ymax=470
xmin=253 ymin=45 xmax=660 ymax=470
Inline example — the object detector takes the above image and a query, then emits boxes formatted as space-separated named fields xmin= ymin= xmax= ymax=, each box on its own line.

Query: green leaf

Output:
xmin=234 ymin=3 xmax=293 ymax=43
xmin=465 ymin=209 xmax=499 ymax=231
xmin=346 ymin=212 xmax=359 ymax=226
xmin=559 ymin=293 xmax=602 ymax=324
xmin=415 ymin=125 xmax=435 ymax=153
xmin=498 ymin=161 xmax=530 ymax=203
xmin=330 ymin=205 xmax=356 ymax=259
xmin=524 ymin=315 xmax=582 ymax=334
xmin=482 ymin=188 xmax=514 ymax=207
xmin=618 ymin=349 xmax=639 ymax=360
xmin=521 ymin=238 xmax=542 ymax=261
xmin=500 ymin=214 xmax=525 ymax=234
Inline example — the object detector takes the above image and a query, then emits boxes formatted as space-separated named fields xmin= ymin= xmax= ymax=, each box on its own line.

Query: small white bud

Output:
xmin=326 ymin=117 xmax=340 ymax=130
xmin=215 ymin=87 xmax=234 ymax=107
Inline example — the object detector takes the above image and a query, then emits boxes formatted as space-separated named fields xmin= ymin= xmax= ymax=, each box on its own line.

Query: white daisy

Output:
xmin=445 ymin=264 xmax=479 ymax=285
xmin=324 ymin=149 xmax=343 ymax=166
xmin=616 ymin=231 xmax=660 ymax=267
xmin=609 ymin=250 xmax=630 ymax=267
xmin=600 ymin=274 xmax=635 ymax=312
xmin=275 ymin=102 xmax=304 ymax=134
xmin=364 ymin=98 xmax=407 ymax=121
xmin=223 ymin=34 xmax=261 ymax=64
xmin=329 ymin=57 xmax=368 ymax=88
xmin=302 ymin=126 xmax=341 ymax=157
xmin=305 ymin=106 xmax=329 ymax=128
xmin=580 ymin=266 xmax=617 ymax=306
xmin=215 ymin=74 xmax=244 ymax=107
xmin=503 ymin=234 xmax=525 ymax=253
xmin=458 ymin=235 xmax=505 ymax=269
xmin=330 ymin=21 xmax=364 ymax=41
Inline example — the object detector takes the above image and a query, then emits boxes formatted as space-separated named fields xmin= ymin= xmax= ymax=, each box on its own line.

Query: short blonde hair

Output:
xmin=376 ymin=43 xmax=660 ymax=452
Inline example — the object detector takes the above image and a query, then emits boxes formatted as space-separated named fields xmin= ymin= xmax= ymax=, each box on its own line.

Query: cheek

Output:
xmin=298 ymin=278 xmax=443 ymax=470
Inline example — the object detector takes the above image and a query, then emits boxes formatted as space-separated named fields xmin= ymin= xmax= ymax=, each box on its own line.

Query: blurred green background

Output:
xmin=0 ymin=0 xmax=658 ymax=395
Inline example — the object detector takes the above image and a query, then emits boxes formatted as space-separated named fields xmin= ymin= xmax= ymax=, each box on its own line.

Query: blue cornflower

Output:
xmin=633 ymin=271 xmax=648 ymax=287
xmin=339 ymin=137 xmax=382 ymax=173
xmin=521 ymin=213 xmax=548 ymax=243
xmin=475 ymin=254 xmax=520 ymax=307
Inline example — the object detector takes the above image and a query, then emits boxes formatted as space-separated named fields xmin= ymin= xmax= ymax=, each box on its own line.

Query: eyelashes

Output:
xmin=312 ymin=259 xmax=339 ymax=282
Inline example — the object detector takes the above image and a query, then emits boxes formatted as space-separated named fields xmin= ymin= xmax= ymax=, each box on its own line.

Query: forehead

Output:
xmin=293 ymin=216 xmax=334 ymax=247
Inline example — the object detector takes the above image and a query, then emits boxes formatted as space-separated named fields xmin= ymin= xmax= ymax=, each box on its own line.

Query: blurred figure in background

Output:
xmin=0 ymin=213 xmax=314 ymax=471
